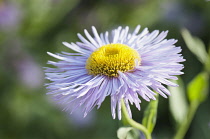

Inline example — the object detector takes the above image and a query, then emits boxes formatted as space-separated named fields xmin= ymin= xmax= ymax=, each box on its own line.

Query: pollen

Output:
xmin=86 ymin=43 xmax=141 ymax=77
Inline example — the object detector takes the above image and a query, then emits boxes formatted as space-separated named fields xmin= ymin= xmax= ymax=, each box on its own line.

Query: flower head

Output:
xmin=45 ymin=25 xmax=185 ymax=119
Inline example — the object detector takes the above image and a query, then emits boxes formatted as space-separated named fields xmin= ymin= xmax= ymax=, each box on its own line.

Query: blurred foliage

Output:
xmin=187 ymin=72 xmax=209 ymax=103
xmin=142 ymin=94 xmax=158 ymax=134
xmin=117 ymin=127 xmax=139 ymax=139
xmin=181 ymin=29 xmax=208 ymax=64
xmin=170 ymin=28 xmax=210 ymax=139
xmin=0 ymin=0 xmax=210 ymax=139
xmin=169 ymin=77 xmax=188 ymax=126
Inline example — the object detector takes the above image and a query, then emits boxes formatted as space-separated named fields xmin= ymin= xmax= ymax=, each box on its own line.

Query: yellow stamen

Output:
xmin=86 ymin=43 xmax=141 ymax=77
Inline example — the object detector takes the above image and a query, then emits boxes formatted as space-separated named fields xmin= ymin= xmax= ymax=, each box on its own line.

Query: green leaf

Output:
xmin=168 ymin=78 xmax=188 ymax=125
xmin=142 ymin=95 xmax=158 ymax=133
xmin=117 ymin=127 xmax=140 ymax=139
xmin=181 ymin=29 xmax=208 ymax=64
xmin=187 ymin=72 xmax=209 ymax=103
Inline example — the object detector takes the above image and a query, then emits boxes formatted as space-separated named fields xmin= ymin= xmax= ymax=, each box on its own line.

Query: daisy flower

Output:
xmin=45 ymin=25 xmax=185 ymax=119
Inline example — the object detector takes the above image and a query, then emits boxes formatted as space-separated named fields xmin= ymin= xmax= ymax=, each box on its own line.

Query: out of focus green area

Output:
xmin=0 ymin=0 xmax=209 ymax=139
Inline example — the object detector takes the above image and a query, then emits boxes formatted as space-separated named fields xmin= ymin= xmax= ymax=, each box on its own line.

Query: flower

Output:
xmin=45 ymin=25 xmax=185 ymax=119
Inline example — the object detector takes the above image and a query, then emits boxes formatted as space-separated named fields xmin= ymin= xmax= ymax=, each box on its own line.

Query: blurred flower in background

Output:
xmin=3 ymin=41 xmax=43 ymax=89
xmin=67 ymin=106 xmax=96 ymax=129
xmin=0 ymin=1 xmax=22 ymax=32
xmin=162 ymin=1 xmax=205 ymax=34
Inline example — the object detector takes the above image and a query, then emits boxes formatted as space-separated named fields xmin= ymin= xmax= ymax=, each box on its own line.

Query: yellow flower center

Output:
xmin=86 ymin=43 xmax=141 ymax=77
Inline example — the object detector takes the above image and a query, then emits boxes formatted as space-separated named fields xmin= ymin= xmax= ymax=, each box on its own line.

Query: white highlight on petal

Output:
xmin=92 ymin=26 xmax=103 ymax=46
xmin=84 ymin=29 xmax=99 ymax=48
xmin=77 ymin=33 xmax=97 ymax=50
xmin=132 ymin=25 xmax=141 ymax=36
xmin=62 ymin=42 xmax=90 ymax=56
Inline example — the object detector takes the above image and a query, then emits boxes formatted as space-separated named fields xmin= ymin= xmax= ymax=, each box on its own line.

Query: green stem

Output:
xmin=173 ymin=101 xmax=199 ymax=139
xmin=121 ymin=99 xmax=152 ymax=139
